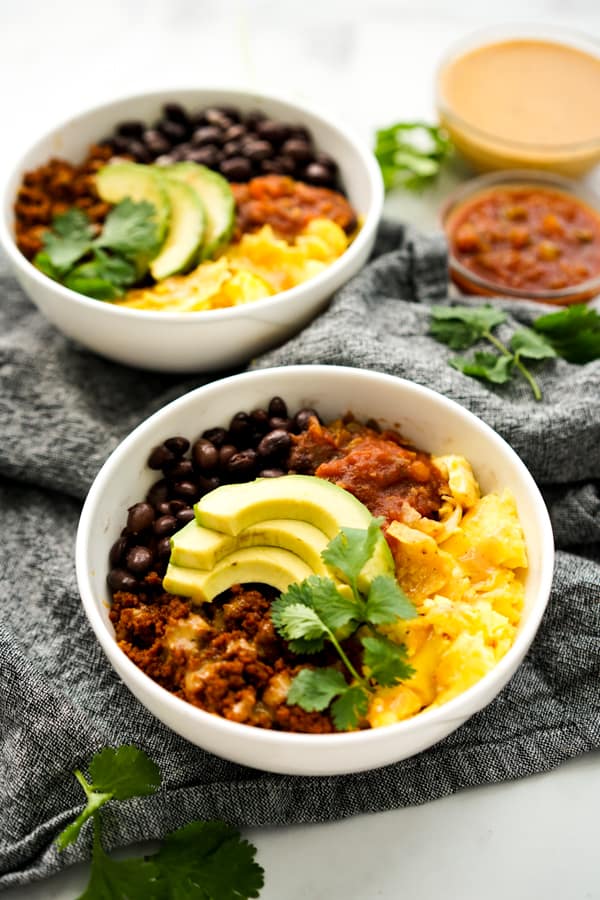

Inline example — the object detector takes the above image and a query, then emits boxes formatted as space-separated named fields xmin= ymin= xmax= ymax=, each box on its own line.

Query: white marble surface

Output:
xmin=2 ymin=2 xmax=599 ymax=898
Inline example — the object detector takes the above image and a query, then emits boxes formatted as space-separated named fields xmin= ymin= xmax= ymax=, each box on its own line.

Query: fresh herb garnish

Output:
xmin=374 ymin=122 xmax=452 ymax=191
xmin=57 ymin=745 xmax=264 ymax=900
xmin=430 ymin=304 xmax=558 ymax=400
xmin=532 ymin=303 xmax=600 ymax=364
xmin=271 ymin=519 xmax=416 ymax=731
xmin=34 ymin=200 xmax=161 ymax=300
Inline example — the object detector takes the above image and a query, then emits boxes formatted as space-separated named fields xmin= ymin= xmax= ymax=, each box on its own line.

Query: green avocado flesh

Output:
xmin=95 ymin=163 xmax=170 ymax=251
xmin=164 ymin=475 xmax=395 ymax=603
xmin=149 ymin=177 xmax=205 ymax=280
xmin=166 ymin=162 xmax=234 ymax=259
xmin=164 ymin=547 xmax=314 ymax=602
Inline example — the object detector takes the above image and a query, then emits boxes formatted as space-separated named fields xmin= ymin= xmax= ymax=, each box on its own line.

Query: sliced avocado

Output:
xmin=170 ymin=517 xmax=330 ymax=573
xmin=166 ymin=162 xmax=234 ymax=259
xmin=95 ymin=163 xmax=170 ymax=258
xmin=164 ymin=546 xmax=314 ymax=603
xmin=149 ymin=177 xmax=205 ymax=280
xmin=357 ymin=534 xmax=395 ymax=593
xmin=195 ymin=475 xmax=374 ymax=538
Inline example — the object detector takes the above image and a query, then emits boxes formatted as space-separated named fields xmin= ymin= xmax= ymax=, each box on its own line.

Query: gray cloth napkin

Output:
xmin=1 ymin=223 xmax=599 ymax=890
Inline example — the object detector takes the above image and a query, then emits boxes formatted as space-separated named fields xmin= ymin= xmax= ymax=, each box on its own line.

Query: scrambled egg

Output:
xmin=368 ymin=456 xmax=527 ymax=728
xmin=115 ymin=218 xmax=349 ymax=312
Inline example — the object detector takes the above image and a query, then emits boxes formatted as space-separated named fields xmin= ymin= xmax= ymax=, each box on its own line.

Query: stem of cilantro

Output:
xmin=327 ymin=631 xmax=368 ymax=689
xmin=484 ymin=330 xmax=542 ymax=401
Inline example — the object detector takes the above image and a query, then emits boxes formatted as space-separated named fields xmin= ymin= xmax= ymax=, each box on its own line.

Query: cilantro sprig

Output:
xmin=430 ymin=303 xmax=600 ymax=400
xmin=374 ymin=122 xmax=452 ymax=192
xmin=34 ymin=200 xmax=161 ymax=300
xmin=57 ymin=745 xmax=264 ymax=899
xmin=430 ymin=304 xmax=557 ymax=400
xmin=271 ymin=519 xmax=416 ymax=731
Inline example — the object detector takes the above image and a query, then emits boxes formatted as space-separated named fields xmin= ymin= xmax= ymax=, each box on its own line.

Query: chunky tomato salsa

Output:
xmin=448 ymin=185 xmax=600 ymax=293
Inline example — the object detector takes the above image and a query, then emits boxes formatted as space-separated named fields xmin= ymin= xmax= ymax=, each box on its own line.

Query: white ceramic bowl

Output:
xmin=0 ymin=89 xmax=382 ymax=373
xmin=76 ymin=366 xmax=554 ymax=775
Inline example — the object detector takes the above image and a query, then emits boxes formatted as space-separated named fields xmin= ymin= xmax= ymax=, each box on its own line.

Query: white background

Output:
xmin=2 ymin=1 xmax=600 ymax=898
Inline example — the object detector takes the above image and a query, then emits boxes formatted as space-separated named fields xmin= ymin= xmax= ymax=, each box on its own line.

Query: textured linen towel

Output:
xmin=1 ymin=223 xmax=599 ymax=889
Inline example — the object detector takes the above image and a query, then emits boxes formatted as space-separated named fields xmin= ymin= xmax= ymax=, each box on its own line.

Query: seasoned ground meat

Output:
xmin=110 ymin=579 xmax=335 ymax=733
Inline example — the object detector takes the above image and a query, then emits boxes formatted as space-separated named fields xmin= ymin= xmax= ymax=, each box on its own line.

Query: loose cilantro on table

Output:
xmin=56 ymin=745 xmax=264 ymax=900
xmin=374 ymin=122 xmax=452 ymax=192
xmin=271 ymin=519 xmax=416 ymax=731
xmin=430 ymin=304 xmax=558 ymax=400
xmin=532 ymin=303 xmax=600 ymax=364
xmin=34 ymin=200 xmax=161 ymax=300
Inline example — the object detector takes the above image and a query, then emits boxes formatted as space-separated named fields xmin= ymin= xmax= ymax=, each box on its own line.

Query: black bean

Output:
xmin=202 ymin=427 xmax=228 ymax=448
xmin=304 ymin=162 xmax=335 ymax=186
xmin=226 ymin=449 xmax=258 ymax=477
xmin=116 ymin=120 xmax=146 ymax=139
xmin=164 ymin=436 xmax=190 ymax=456
xmin=146 ymin=478 xmax=169 ymax=507
xmin=109 ymin=536 xmax=128 ymax=567
xmin=289 ymin=124 xmax=312 ymax=143
xmin=260 ymin=159 xmax=288 ymax=175
xmin=245 ymin=109 xmax=266 ymax=129
xmin=127 ymin=140 xmax=153 ymax=162
xmin=198 ymin=475 xmax=220 ymax=494
xmin=204 ymin=108 xmax=233 ymax=130
xmin=163 ymin=102 xmax=190 ymax=127
xmin=112 ymin=135 xmax=136 ymax=155
xmin=222 ymin=140 xmax=242 ymax=158
xmin=108 ymin=568 xmax=138 ymax=593
xmin=259 ymin=468 xmax=286 ymax=478
xmin=127 ymin=502 xmax=155 ymax=533
xmin=173 ymin=481 xmax=198 ymax=500
xmin=167 ymin=459 xmax=194 ymax=481
xmin=257 ymin=429 xmax=292 ymax=458
xmin=190 ymin=110 xmax=209 ymax=128
xmin=126 ymin=545 xmax=154 ymax=575
xmin=224 ymin=123 xmax=246 ymax=142
xmin=175 ymin=508 xmax=196 ymax=525
xmin=216 ymin=105 xmax=242 ymax=121
xmin=268 ymin=396 xmax=288 ymax=418
xmin=245 ymin=140 xmax=273 ymax=161
xmin=156 ymin=536 xmax=172 ymax=559
xmin=158 ymin=119 xmax=188 ymax=143
xmin=154 ymin=515 xmax=179 ymax=536
xmin=256 ymin=119 xmax=290 ymax=144
xmin=282 ymin=138 xmax=313 ymax=161
xmin=143 ymin=128 xmax=172 ymax=156
xmin=294 ymin=408 xmax=320 ymax=432
xmin=219 ymin=444 xmax=237 ymax=467
xmin=314 ymin=150 xmax=338 ymax=174
xmin=192 ymin=125 xmax=223 ymax=147
xmin=154 ymin=154 xmax=176 ymax=167
xmin=192 ymin=438 xmax=219 ymax=471
xmin=229 ymin=412 xmax=252 ymax=444
xmin=171 ymin=142 xmax=193 ymax=161
xmin=156 ymin=501 xmax=172 ymax=516
xmin=250 ymin=408 xmax=269 ymax=431
xmin=148 ymin=444 xmax=176 ymax=469
xmin=169 ymin=499 xmax=189 ymax=514
xmin=220 ymin=156 xmax=252 ymax=180
xmin=268 ymin=416 xmax=293 ymax=431
xmin=187 ymin=145 xmax=220 ymax=167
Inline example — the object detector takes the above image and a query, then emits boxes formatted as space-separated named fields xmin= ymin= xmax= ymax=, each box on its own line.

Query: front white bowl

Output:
xmin=76 ymin=366 xmax=554 ymax=775
xmin=0 ymin=89 xmax=382 ymax=373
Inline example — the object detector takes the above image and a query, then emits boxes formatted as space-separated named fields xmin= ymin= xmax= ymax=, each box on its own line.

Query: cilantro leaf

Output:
xmin=430 ymin=305 xmax=507 ymax=349
xmin=56 ymin=746 xmax=161 ymax=850
xmin=270 ymin=581 xmax=326 ymax=653
xmin=510 ymin=328 xmax=557 ymax=361
xmin=361 ymin=634 xmax=414 ymax=687
xmin=331 ymin=685 xmax=370 ymax=731
xmin=306 ymin=577 xmax=364 ymax=631
xmin=450 ymin=351 xmax=514 ymax=384
xmin=270 ymin=602 xmax=328 ymax=645
xmin=287 ymin=667 xmax=348 ymax=712
xmin=38 ymin=209 xmax=95 ymax=274
xmin=78 ymin=821 xmax=161 ymax=900
xmin=88 ymin=746 xmax=161 ymax=799
xmin=321 ymin=519 xmax=384 ymax=592
xmin=63 ymin=273 xmax=123 ymax=301
xmin=366 ymin=575 xmax=416 ymax=624
xmin=96 ymin=198 xmax=162 ymax=262
xmin=153 ymin=820 xmax=264 ymax=900
xmin=533 ymin=304 xmax=600 ymax=363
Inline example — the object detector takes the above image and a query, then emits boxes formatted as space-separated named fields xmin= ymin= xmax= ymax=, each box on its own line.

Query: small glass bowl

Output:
xmin=436 ymin=24 xmax=600 ymax=177
xmin=440 ymin=169 xmax=600 ymax=305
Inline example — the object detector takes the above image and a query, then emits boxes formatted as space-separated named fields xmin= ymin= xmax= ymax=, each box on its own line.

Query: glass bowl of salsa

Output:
xmin=441 ymin=170 xmax=600 ymax=305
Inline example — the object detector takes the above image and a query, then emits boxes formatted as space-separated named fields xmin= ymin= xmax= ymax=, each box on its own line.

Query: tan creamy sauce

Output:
xmin=441 ymin=39 xmax=600 ymax=145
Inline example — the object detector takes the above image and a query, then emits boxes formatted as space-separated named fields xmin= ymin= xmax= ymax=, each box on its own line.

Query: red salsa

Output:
xmin=447 ymin=185 xmax=600 ymax=295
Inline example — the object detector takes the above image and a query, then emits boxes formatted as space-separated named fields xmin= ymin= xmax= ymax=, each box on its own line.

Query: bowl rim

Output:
xmin=76 ymin=365 xmax=555 ymax=752
xmin=440 ymin=168 xmax=600 ymax=301
xmin=0 ymin=86 xmax=383 ymax=323
xmin=435 ymin=22 xmax=600 ymax=155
